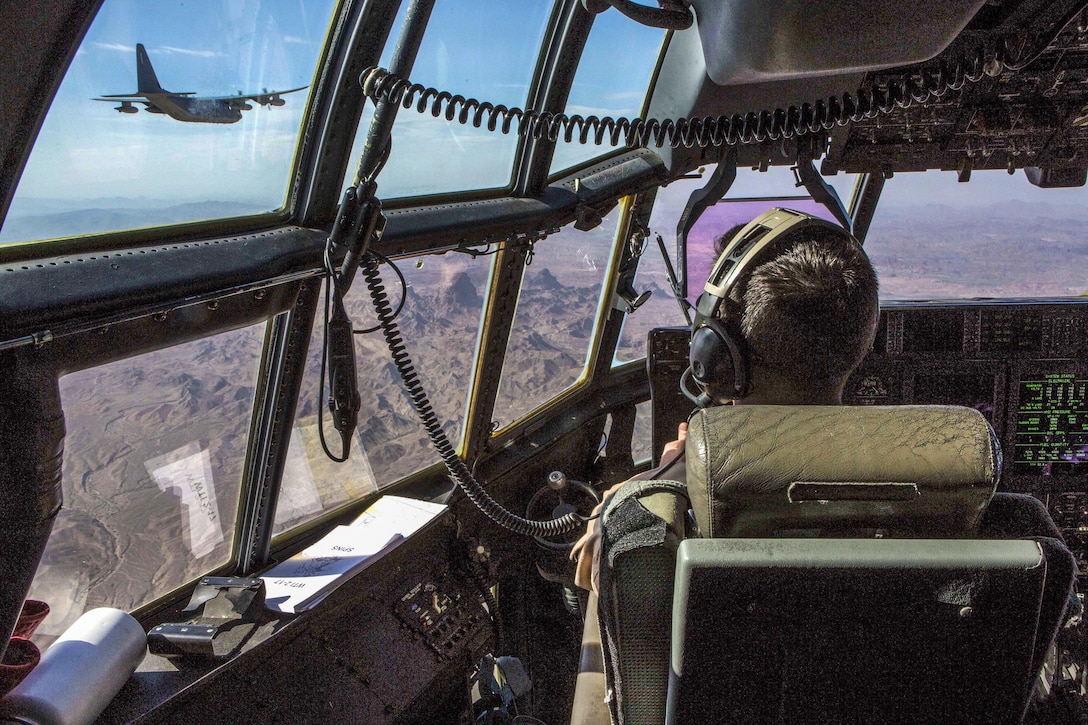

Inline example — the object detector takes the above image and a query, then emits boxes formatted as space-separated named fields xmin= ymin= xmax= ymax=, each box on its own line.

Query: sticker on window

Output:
xmin=146 ymin=442 xmax=224 ymax=558
xmin=275 ymin=426 xmax=329 ymax=527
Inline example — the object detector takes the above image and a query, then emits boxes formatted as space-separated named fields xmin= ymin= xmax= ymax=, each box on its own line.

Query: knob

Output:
xmin=547 ymin=471 xmax=566 ymax=491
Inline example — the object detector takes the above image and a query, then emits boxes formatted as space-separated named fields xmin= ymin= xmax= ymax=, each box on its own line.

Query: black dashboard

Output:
xmin=849 ymin=302 xmax=1088 ymax=488
xmin=648 ymin=300 xmax=1088 ymax=573
xmin=848 ymin=301 xmax=1088 ymax=573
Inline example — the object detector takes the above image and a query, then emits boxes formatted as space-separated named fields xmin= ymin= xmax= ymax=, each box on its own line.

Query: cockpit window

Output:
xmin=274 ymin=252 xmax=489 ymax=534
xmin=491 ymin=215 xmax=617 ymax=431
xmin=612 ymin=175 xmax=704 ymax=364
xmin=1 ymin=0 xmax=337 ymax=247
xmin=548 ymin=12 xmax=665 ymax=175
xmin=342 ymin=0 xmax=554 ymax=200
xmin=865 ymin=169 xmax=1088 ymax=300
xmin=27 ymin=323 xmax=265 ymax=643
xmin=614 ymin=165 xmax=856 ymax=363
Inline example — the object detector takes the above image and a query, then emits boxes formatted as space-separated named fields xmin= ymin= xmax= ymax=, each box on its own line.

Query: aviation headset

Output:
xmin=682 ymin=207 xmax=859 ymax=407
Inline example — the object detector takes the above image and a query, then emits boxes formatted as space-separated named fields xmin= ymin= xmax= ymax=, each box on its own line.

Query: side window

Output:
xmin=274 ymin=254 xmax=489 ymax=534
xmin=491 ymin=216 xmax=616 ymax=430
xmin=343 ymin=0 xmax=554 ymax=199
xmin=614 ymin=166 xmax=856 ymax=363
xmin=28 ymin=324 xmax=266 ymax=645
xmin=614 ymin=178 xmax=706 ymax=364
xmin=549 ymin=12 xmax=665 ymax=174
xmin=1 ymin=0 xmax=337 ymax=247
xmin=865 ymin=170 xmax=1088 ymax=299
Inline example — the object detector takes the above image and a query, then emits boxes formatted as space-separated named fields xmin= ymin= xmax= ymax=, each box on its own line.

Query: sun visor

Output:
xmin=688 ymin=0 xmax=988 ymax=86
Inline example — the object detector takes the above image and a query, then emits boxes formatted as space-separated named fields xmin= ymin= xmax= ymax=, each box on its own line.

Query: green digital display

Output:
xmin=1014 ymin=373 xmax=1088 ymax=475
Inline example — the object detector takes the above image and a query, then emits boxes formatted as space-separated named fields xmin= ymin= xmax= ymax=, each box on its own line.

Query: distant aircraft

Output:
xmin=93 ymin=43 xmax=306 ymax=124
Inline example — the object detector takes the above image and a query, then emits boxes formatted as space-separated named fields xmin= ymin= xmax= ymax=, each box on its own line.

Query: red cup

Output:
xmin=13 ymin=600 xmax=49 ymax=640
xmin=0 ymin=637 xmax=41 ymax=696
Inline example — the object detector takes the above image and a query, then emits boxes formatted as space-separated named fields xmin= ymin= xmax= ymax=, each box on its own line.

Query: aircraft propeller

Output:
xmin=259 ymin=89 xmax=286 ymax=107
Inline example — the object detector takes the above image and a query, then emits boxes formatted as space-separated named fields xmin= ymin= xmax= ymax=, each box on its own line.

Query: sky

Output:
xmin=343 ymin=1 xmax=665 ymax=197
xmin=4 ymin=0 xmax=1083 ymax=245
xmin=2 ymin=0 xmax=665 ymax=243
xmin=11 ymin=0 xmax=336 ymax=210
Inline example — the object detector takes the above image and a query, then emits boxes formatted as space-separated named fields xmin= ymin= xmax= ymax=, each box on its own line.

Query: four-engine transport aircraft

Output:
xmin=2 ymin=0 xmax=1088 ymax=723
xmin=93 ymin=43 xmax=306 ymax=123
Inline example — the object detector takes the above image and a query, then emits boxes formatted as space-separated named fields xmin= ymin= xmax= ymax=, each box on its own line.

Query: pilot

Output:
xmin=571 ymin=210 xmax=881 ymax=593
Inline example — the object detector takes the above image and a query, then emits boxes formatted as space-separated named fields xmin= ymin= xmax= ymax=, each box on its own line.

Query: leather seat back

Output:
xmin=685 ymin=404 xmax=1000 ymax=538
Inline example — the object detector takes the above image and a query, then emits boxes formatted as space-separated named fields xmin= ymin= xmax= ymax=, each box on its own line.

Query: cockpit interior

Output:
xmin=2 ymin=0 xmax=1088 ymax=722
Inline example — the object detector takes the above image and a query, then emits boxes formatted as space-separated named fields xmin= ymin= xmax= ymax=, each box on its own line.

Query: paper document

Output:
xmin=350 ymin=495 xmax=448 ymax=536
xmin=262 ymin=495 xmax=447 ymax=613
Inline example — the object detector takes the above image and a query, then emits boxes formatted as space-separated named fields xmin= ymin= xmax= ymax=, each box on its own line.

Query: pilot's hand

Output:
xmin=570 ymin=423 xmax=688 ymax=594
xmin=570 ymin=503 xmax=603 ymax=594
xmin=660 ymin=422 xmax=688 ymax=464
xmin=571 ymin=480 xmax=625 ymax=594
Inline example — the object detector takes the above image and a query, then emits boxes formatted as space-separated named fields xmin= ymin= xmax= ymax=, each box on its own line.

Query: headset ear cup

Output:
xmin=689 ymin=318 xmax=748 ymax=403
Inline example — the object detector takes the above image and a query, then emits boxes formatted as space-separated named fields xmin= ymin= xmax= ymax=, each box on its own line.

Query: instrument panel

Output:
xmin=846 ymin=303 xmax=1088 ymax=492
xmin=848 ymin=302 xmax=1088 ymax=576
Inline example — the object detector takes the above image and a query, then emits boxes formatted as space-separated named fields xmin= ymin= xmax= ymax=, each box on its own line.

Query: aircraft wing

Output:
xmin=199 ymin=86 xmax=309 ymax=108
xmin=95 ymin=92 xmax=197 ymax=99
xmin=91 ymin=96 xmax=154 ymax=115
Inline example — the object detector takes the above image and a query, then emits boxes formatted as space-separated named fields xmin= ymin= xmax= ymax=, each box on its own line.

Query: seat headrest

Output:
xmin=685 ymin=405 xmax=1000 ymax=538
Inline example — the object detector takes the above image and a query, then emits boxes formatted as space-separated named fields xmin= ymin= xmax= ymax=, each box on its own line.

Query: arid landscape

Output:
xmin=26 ymin=217 xmax=615 ymax=642
xmin=864 ymin=201 xmax=1088 ymax=299
xmin=20 ymin=192 xmax=1088 ymax=644
xmin=30 ymin=326 xmax=265 ymax=642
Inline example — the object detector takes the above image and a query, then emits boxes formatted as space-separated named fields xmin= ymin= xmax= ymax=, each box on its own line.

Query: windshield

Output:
xmin=865 ymin=169 xmax=1088 ymax=300
xmin=342 ymin=0 xmax=555 ymax=200
xmin=2 ymin=0 xmax=337 ymax=246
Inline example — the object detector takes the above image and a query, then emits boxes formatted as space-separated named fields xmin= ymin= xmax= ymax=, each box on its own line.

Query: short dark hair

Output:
xmin=725 ymin=225 xmax=879 ymax=387
xmin=714 ymin=224 xmax=748 ymax=256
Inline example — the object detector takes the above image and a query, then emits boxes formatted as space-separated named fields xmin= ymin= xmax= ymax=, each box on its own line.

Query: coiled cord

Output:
xmin=360 ymin=41 xmax=1017 ymax=149
xmin=462 ymin=553 xmax=504 ymax=653
xmin=360 ymin=252 xmax=588 ymax=538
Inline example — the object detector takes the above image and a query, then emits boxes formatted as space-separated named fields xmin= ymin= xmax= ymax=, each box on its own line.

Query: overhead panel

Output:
xmin=689 ymin=0 xmax=988 ymax=85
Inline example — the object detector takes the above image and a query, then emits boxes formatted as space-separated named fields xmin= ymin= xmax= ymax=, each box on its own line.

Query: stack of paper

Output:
xmin=261 ymin=496 xmax=447 ymax=613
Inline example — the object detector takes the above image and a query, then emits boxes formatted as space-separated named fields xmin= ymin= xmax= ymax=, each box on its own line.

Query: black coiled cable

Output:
xmin=360 ymin=41 xmax=1013 ymax=149
xmin=360 ymin=252 xmax=588 ymax=538
xmin=462 ymin=553 xmax=504 ymax=653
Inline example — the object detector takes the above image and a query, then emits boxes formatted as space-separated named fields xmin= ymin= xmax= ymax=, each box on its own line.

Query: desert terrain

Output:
xmin=21 ymin=192 xmax=1088 ymax=643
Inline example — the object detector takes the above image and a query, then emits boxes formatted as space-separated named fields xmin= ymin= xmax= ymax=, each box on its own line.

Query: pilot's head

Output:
xmin=689 ymin=209 xmax=879 ymax=406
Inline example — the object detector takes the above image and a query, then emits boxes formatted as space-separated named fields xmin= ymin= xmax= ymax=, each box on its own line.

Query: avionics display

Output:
xmin=1014 ymin=373 xmax=1088 ymax=475
xmin=980 ymin=309 xmax=1041 ymax=352
xmin=902 ymin=310 xmax=964 ymax=353
xmin=913 ymin=374 xmax=996 ymax=423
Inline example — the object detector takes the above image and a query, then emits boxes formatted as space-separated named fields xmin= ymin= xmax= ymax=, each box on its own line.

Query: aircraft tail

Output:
xmin=136 ymin=44 xmax=165 ymax=94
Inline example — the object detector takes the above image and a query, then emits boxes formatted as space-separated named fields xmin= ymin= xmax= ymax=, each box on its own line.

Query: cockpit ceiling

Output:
xmin=826 ymin=11 xmax=1088 ymax=181
xmin=688 ymin=0 xmax=988 ymax=86
xmin=659 ymin=0 xmax=1088 ymax=183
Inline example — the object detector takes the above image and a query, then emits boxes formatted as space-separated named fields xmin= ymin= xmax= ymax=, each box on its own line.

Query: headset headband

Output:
xmin=693 ymin=207 xmax=851 ymax=325
xmin=684 ymin=208 xmax=856 ymax=407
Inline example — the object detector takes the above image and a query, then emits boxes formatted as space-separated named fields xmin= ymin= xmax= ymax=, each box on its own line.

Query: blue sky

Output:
xmin=6 ymin=0 xmax=664 ymax=232
xmin=5 ymin=0 xmax=1083 ymax=245
xmin=346 ymin=1 xmax=664 ymax=197
xmin=9 ymin=0 xmax=337 ymax=211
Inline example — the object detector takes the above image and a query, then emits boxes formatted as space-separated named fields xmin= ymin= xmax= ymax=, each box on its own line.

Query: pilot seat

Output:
xmin=571 ymin=404 xmax=1076 ymax=725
